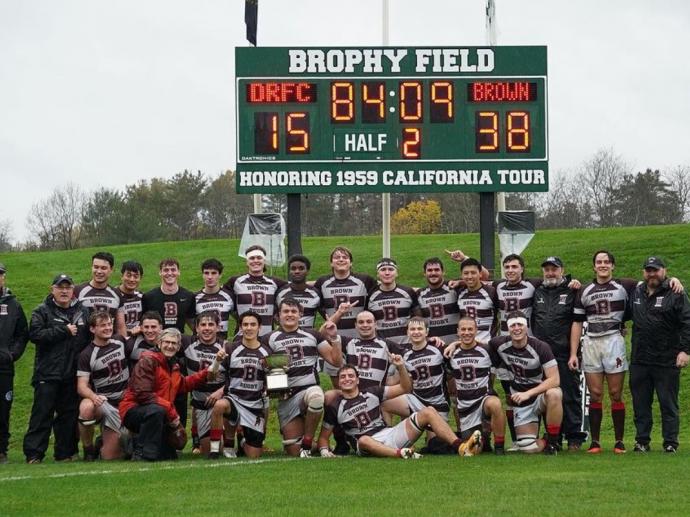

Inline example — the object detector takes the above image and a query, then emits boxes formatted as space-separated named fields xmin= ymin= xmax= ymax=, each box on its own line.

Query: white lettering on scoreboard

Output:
xmin=238 ymin=169 xmax=545 ymax=188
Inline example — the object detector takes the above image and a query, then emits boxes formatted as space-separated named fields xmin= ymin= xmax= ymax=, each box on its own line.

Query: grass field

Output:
xmin=1 ymin=225 xmax=689 ymax=516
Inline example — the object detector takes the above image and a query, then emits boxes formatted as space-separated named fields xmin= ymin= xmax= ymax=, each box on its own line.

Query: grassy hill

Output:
xmin=1 ymin=224 xmax=689 ymax=459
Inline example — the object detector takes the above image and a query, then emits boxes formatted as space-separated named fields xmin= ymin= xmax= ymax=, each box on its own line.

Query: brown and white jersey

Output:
xmin=222 ymin=341 xmax=270 ymax=411
xmin=448 ymin=344 xmax=492 ymax=415
xmin=492 ymin=278 xmax=541 ymax=335
xmin=488 ymin=335 xmax=557 ymax=404
xmin=182 ymin=338 xmax=226 ymax=408
xmin=343 ymin=336 xmax=396 ymax=392
xmin=126 ymin=335 xmax=156 ymax=366
xmin=574 ymin=278 xmax=637 ymax=337
xmin=367 ymin=284 xmax=419 ymax=345
xmin=457 ymin=285 xmax=499 ymax=343
xmin=77 ymin=335 xmax=130 ymax=403
xmin=74 ymin=282 xmax=122 ymax=319
xmin=115 ymin=288 xmax=143 ymax=333
xmin=275 ymin=284 xmax=322 ymax=329
xmin=315 ymin=273 xmax=376 ymax=337
xmin=224 ymin=274 xmax=286 ymax=337
xmin=417 ymin=283 xmax=461 ymax=344
xmin=403 ymin=341 xmax=449 ymax=413
xmin=263 ymin=327 xmax=329 ymax=390
xmin=323 ymin=386 xmax=389 ymax=439
xmin=195 ymin=288 xmax=235 ymax=337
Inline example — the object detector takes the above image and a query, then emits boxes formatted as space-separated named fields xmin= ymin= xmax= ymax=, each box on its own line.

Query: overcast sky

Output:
xmin=2 ymin=0 xmax=689 ymax=243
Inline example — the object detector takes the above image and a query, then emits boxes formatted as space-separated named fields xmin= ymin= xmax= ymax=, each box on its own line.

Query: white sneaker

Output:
xmin=299 ymin=449 xmax=312 ymax=458
xmin=223 ymin=448 xmax=237 ymax=459
xmin=399 ymin=447 xmax=422 ymax=459
xmin=507 ymin=443 xmax=520 ymax=452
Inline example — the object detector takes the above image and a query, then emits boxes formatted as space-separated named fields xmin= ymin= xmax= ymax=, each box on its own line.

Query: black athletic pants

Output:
xmin=123 ymin=404 xmax=177 ymax=461
xmin=23 ymin=379 xmax=79 ymax=461
xmin=0 ymin=374 xmax=13 ymax=454
xmin=557 ymin=361 xmax=587 ymax=445
xmin=630 ymin=363 xmax=680 ymax=449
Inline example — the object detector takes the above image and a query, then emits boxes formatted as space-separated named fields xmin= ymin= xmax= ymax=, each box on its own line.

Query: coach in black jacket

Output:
xmin=23 ymin=274 xmax=90 ymax=463
xmin=629 ymin=257 xmax=690 ymax=453
xmin=531 ymin=257 xmax=587 ymax=449
xmin=0 ymin=263 xmax=29 ymax=462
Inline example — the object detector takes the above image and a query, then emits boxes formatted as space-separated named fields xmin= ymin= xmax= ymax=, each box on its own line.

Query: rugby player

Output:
xmin=142 ymin=258 xmax=196 ymax=333
xmin=571 ymin=250 xmax=683 ymax=454
xmin=182 ymin=312 xmax=226 ymax=456
xmin=275 ymin=255 xmax=321 ymax=329
xmin=224 ymin=245 xmax=286 ymax=338
xmin=264 ymin=299 xmax=343 ymax=457
xmin=417 ymin=257 xmax=461 ymax=345
xmin=127 ymin=311 xmax=163 ymax=366
xmin=195 ymin=258 xmax=235 ymax=338
xmin=367 ymin=258 xmax=419 ymax=346
xmin=74 ymin=251 xmax=127 ymax=337
xmin=318 ymin=360 xmax=480 ymax=459
xmin=208 ymin=311 xmax=271 ymax=459
xmin=77 ymin=311 xmax=130 ymax=460
xmin=115 ymin=260 xmax=144 ymax=338
xmin=456 ymin=258 xmax=498 ymax=343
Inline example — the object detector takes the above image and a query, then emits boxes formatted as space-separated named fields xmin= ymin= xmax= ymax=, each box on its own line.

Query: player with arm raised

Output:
xmin=77 ymin=311 xmax=130 ymax=460
xmin=265 ymin=298 xmax=343 ymax=457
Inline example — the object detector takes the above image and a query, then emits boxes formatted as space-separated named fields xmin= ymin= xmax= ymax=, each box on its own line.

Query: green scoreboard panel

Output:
xmin=235 ymin=46 xmax=548 ymax=193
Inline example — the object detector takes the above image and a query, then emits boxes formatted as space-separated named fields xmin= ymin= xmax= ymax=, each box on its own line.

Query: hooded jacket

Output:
xmin=119 ymin=349 xmax=208 ymax=424
xmin=0 ymin=287 xmax=29 ymax=375
xmin=28 ymin=295 xmax=90 ymax=384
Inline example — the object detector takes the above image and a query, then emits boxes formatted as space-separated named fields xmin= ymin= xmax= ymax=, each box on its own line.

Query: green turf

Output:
xmin=1 ymin=226 xmax=689 ymax=515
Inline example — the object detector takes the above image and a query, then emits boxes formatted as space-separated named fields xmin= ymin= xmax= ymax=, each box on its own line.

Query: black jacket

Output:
xmin=0 ymin=288 xmax=29 ymax=375
xmin=631 ymin=279 xmax=690 ymax=367
xmin=531 ymin=275 xmax=577 ymax=361
xmin=29 ymin=295 xmax=90 ymax=384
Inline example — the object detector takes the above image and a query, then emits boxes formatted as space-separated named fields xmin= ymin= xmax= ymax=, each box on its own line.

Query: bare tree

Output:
xmin=667 ymin=165 xmax=690 ymax=222
xmin=577 ymin=148 xmax=628 ymax=226
xmin=26 ymin=183 xmax=85 ymax=250
xmin=0 ymin=219 xmax=12 ymax=252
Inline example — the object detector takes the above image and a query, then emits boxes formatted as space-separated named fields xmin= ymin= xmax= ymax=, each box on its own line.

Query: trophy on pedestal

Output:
xmin=265 ymin=352 xmax=289 ymax=395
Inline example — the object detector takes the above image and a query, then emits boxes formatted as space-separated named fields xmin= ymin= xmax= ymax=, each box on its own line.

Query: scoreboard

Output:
xmin=235 ymin=46 xmax=548 ymax=193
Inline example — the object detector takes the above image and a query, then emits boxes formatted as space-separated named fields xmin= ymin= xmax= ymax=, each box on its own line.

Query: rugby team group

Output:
xmin=0 ymin=244 xmax=688 ymax=463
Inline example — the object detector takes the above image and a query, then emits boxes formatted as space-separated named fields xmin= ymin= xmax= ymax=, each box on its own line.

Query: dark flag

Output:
xmin=245 ymin=0 xmax=258 ymax=46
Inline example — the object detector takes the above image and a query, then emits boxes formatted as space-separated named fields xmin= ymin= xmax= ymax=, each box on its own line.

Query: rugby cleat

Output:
xmin=299 ymin=449 xmax=312 ymax=458
xmin=223 ymin=448 xmax=237 ymax=458
xmin=586 ymin=441 xmax=602 ymax=454
xmin=613 ymin=441 xmax=626 ymax=454
xmin=458 ymin=430 xmax=483 ymax=457
xmin=399 ymin=447 xmax=422 ymax=459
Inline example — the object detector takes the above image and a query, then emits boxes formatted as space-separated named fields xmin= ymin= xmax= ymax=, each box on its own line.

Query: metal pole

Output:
xmin=286 ymin=193 xmax=302 ymax=256
xmin=486 ymin=1 xmax=506 ymax=214
xmin=381 ymin=0 xmax=391 ymax=258
xmin=479 ymin=192 xmax=496 ymax=277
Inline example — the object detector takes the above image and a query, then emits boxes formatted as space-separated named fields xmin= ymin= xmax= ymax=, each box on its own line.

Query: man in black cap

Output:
xmin=23 ymin=274 xmax=90 ymax=463
xmin=0 ymin=263 xmax=29 ymax=463
xmin=531 ymin=256 xmax=587 ymax=450
xmin=629 ymin=257 xmax=690 ymax=453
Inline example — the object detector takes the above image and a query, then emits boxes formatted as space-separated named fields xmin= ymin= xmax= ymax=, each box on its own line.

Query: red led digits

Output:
xmin=247 ymin=82 xmax=317 ymax=103
xmin=286 ymin=113 xmax=310 ymax=154
xmin=331 ymin=82 xmax=354 ymax=122
xmin=476 ymin=111 xmax=498 ymax=152
xmin=430 ymin=81 xmax=453 ymax=123
xmin=468 ymin=82 xmax=536 ymax=102
xmin=507 ymin=111 xmax=530 ymax=152
xmin=254 ymin=112 xmax=279 ymax=154
xmin=362 ymin=81 xmax=386 ymax=123
xmin=402 ymin=128 xmax=421 ymax=158
xmin=399 ymin=82 xmax=422 ymax=122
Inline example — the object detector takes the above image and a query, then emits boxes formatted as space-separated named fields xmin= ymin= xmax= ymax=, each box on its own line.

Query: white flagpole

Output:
xmin=486 ymin=1 xmax=505 ymax=214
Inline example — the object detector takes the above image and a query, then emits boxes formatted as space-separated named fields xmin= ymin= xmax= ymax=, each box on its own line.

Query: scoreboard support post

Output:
xmin=479 ymin=192 xmax=496 ymax=276
xmin=286 ymin=193 xmax=302 ymax=256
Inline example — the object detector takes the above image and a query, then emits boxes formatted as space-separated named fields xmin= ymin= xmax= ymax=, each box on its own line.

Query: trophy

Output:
xmin=265 ymin=352 xmax=289 ymax=395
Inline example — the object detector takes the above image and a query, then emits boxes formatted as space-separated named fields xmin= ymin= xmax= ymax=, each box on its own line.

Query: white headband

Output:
xmin=507 ymin=317 xmax=528 ymax=328
xmin=246 ymin=250 xmax=265 ymax=260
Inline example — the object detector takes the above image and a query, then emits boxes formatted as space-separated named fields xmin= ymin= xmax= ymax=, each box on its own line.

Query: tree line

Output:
xmin=4 ymin=148 xmax=688 ymax=252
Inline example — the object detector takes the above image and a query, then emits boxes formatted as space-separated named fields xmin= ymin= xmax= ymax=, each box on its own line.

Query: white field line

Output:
xmin=0 ymin=457 xmax=297 ymax=483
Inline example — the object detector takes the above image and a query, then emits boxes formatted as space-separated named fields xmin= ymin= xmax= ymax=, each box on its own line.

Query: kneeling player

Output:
xmin=318 ymin=357 xmax=480 ymax=459
xmin=489 ymin=311 xmax=562 ymax=454
xmin=382 ymin=318 xmax=451 ymax=442
xmin=77 ymin=311 xmax=131 ymax=460
xmin=265 ymin=299 xmax=343 ymax=457
xmin=209 ymin=311 xmax=270 ymax=459
xmin=447 ymin=317 xmax=506 ymax=455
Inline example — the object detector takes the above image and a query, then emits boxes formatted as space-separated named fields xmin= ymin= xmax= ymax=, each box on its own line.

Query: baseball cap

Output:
xmin=0 ymin=263 xmax=6 ymax=273
xmin=541 ymin=256 xmax=563 ymax=268
xmin=51 ymin=273 xmax=75 ymax=286
xmin=643 ymin=257 xmax=665 ymax=270
xmin=376 ymin=258 xmax=398 ymax=271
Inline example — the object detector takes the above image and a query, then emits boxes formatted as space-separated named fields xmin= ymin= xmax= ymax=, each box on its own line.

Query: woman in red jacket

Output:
xmin=120 ymin=328 xmax=222 ymax=461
